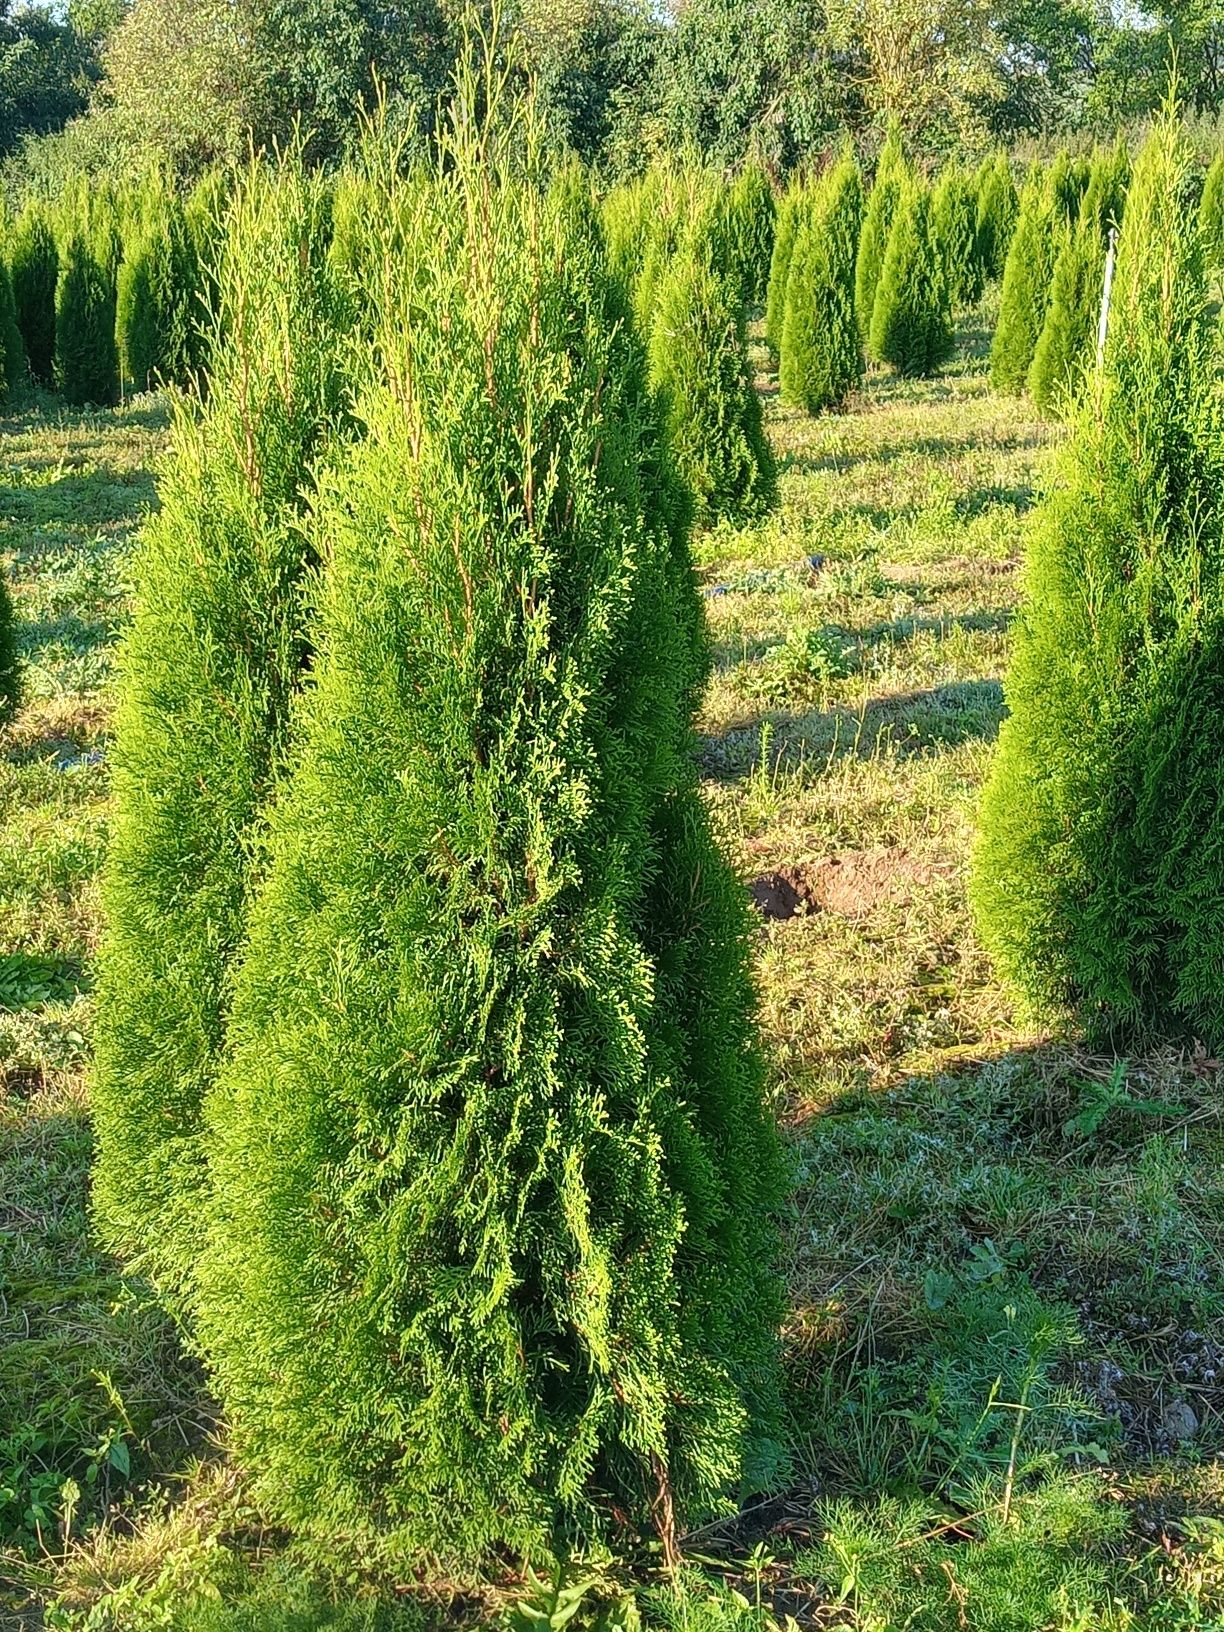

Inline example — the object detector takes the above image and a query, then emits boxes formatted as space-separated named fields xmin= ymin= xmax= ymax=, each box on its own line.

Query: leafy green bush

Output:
xmin=650 ymin=240 xmax=777 ymax=526
xmin=989 ymin=170 xmax=1056 ymax=394
xmin=869 ymin=182 xmax=952 ymax=378
xmin=778 ymin=155 xmax=863 ymax=412
xmin=195 ymin=94 xmax=785 ymax=1569
xmin=856 ymin=120 xmax=908 ymax=348
xmin=0 ymin=561 xmax=19 ymax=722
xmin=116 ymin=187 xmax=201 ymax=392
xmin=53 ymin=230 xmax=118 ymax=406
xmin=932 ymin=161 xmax=982 ymax=307
xmin=973 ymin=150 xmax=1017 ymax=283
xmin=972 ymin=112 xmax=1224 ymax=1046
xmin=91 ymin=166 xmax=351 ymax=1298
xmin=10 ymin=200 xmax=58 ymax=385
xmin=713 ymin=161 xmax=775 ymax=310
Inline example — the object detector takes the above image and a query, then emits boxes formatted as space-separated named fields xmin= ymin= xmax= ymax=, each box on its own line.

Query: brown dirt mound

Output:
xmin=749 ymin=847 xmax=941 ymax=922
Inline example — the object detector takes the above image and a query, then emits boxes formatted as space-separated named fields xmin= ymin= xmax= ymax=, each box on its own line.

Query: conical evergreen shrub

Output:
xmin=0 ymin=560 xmax=19 ymax=722
xmin=195 ymin=90 xmax=785 ymax=1567
xmin=779 ymin=155 xmax=864 ymax=412
xmin=116 ymin=188 xmax=201 ymax=393
xmin=713 ymin=162 xmax=775 ymax=310
xmin=974 ymin=152 xmax=1018 ymax=282
xmin=1026 ymin=217 xmax=1101 ymax=416
xmin=91 ymin=166 xmax=352 ymax=1297
xmin=989 ymin=172 xmax=1057 ymax=394
xmin=972 ymin=111 xmax=1224 ymax=1045
xmin=932 ymin=163 xmax=982 ymax=308
xmin=856 ymin=121 xmax=908 ymax=346
xmin=0 ymin=260 xmax=24 ymax=400
xmin=54 ymin=231 xmax=118 ymax=407
xmin=1079 ymin=140 xmax=1130 ymax=239
xmin=1199 ymin=149 xmax=1224 ymax=272
xmin=869 ymin=182 xmax=952 ymax=377
xmin=10 ymin=201 xmax=57 ymax=385
xmin=764 ymin=179 xmax=802 ymax=354
xmin=649 ymin=240 xmax=777 ymax=526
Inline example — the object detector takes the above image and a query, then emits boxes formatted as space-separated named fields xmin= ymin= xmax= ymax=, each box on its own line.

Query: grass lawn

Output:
xmin=2 ymin=325 xmax=1223 ymax=1630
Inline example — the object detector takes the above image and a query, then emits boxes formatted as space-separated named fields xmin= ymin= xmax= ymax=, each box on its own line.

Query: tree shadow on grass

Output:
xmin=702 ymin=678 xmax=1005 ymax=778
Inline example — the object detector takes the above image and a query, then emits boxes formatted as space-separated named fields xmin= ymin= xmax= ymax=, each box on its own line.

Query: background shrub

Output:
xmin=932 ymin=162 xmax=982 ymax=307
xmin=0 ymin=561 xmax=19 ymax=722
xmin=989 ymin=170 xmax=1056 ymax=394
xmin=856 ymin=121 xmax=908 ymax=349
xmin=974 ymin=151 xmax=1018 ymax=282
xmin=779 ymin=155 xmax=863 ymax=412
xmin=764 ymin=178 xmax=802 ymax=354
xmin=10 ymin=201 xmax=58 ymax=385
xmin=869 ymin=182 xmax=952 ymax=378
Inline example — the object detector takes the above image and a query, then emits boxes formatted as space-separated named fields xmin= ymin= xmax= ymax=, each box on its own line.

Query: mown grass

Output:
xmin=2 ymin=328 xmax=1224 ymax=1631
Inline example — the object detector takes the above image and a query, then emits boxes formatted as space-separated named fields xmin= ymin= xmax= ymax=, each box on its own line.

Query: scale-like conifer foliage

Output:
xmin=92 ymin=167 xmax=351 ymax=1297
xmin=869 ymin=183 xmax=952 ymax=377
xmin=932 ymin=164 xmax=982 ymax=308
xmin=0 ymin=562 xmax=19 ymax=722
xmin=779 ymin=156 xmax=864 ymax=412
xmin=54 ymin=230 xmax=118 ymax=407
xmin=972 ymin=112 xmax=1224 ymax=1046
xmin=989 ymin=172 xmax=1056 ymax=394
xmin=0 ymin=260 xmax=24 ymax=399
xmin=649 ymin=242 xmax=776 ymax=526
xmin=974 ymin=152 xmax=1017 ymax=282
xmin=856 ymin=121 xmax=908 ymax=348
xmin=714 ymin=162 xmax=775 ymax=310
xmin=1198 ymin=149 xmax=1224 ymax=271
xmin=116 ymin=188 xmax=201 ymax=392
xmin=10 ymin=201 xmax=57 ymax=384
xmin=196 ymin=88 xmax=786 ymax=1567
xmin=764 ymin=180 xmax=802 ymax=354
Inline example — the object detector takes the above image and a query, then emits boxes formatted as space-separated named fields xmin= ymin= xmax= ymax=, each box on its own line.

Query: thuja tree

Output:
xmin=974 ymin=152 xmax=1017 ymax=283
xmin=116 ymin=187 xmax=202 ymax=393
xmin=1198 ymin=150 xmax=1224 ymax=271
xmin=764 ymin=178 xmax=802 ymax=354
xmin=195 ymin=90 xmax=786 ymax=1567
xmin=0 ymin=562 xmax=19 ymax=723
xmin=856 ymin=121 xmax=908 ymax=348
xmin=870 ymin=182 xmax=952 ymax=378
xmin=1028 ymin=147 xmax=1128 ymax=419
xmin=54 ymin=231 xmax=118 ymax=406
xmin=711 ymin=162 xmax=775 ymax=311
xmin=989 ymin=171 xmax=1056 ymax=394
xmin=91 ymin=166 xmax=352 ymax=1298
xmin=11 ymin=201 xmax=57 ymax=386
xmin=932 ymin=163 xmax=982 ymax=309
xmin=779 ymin=156 xmax=864 ymax=413
xmin=650 ymin=239 xmax=777 ymax=527
xmin=0 ymin=262 xmax=24 ymax=400
xmin=971 ymin=112 xmax=1224 ymax=1046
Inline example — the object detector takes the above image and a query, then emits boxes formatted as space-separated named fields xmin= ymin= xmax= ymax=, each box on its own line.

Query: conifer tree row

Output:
xmin=116 ymin=182 xmax=201 ymax=393
xmin=91 ymin=164 xmax=353 ymax=1297
xmin=764 ymin=179 xmax=803 ymax=354
xmin=192 ymin=75 xmax=786 ymax=1565
xmin=856 ymin=121 xmax=909 ymax=351
xmin=972 ymin=110 xmax=1224 ymax=1045
xmin=989 ymin=168 xmax=1057 ymax=394
xmin=932 ymin=163 xmax=982 ymax=308
xmin=54 ymin=230 xmax=118 ymax=406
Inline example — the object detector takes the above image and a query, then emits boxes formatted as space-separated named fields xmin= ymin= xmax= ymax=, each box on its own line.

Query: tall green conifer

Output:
xmin=989 ymin=172 xmax=1057 ymax=394
xmin=0 ymin=561 xmax=19 ymax=722
xmin=764 ymin=179 xmax=802 ymax=354
xmin=869 ymin=182 xmax=952 ymax=377
xmin=932 ymin=163 xmax=982 ymax=308
xmin=974 ymin=152 xmax=1018 ymax=282
xmin=972 ymin=111 xmax=1224 ymax=1045
xmin=856 ymin=121 xmax=908 ymax=347
xmin=1198 ymin=149 xmax=1224 ymax=272
xmin=10 ymin=201 xmax=57 ymax=385
xmin=91 ymin=166 xmax=352 ymax=1297
xmin=116 ymin=188 xmax=201 ymax=392
xmin=54 ymin=231 xmax=118 ymax=407
xmin=779 ymin=156 xmax=864 ymax=412
xmin=195 ymin=82 xmax=785 ymax=1566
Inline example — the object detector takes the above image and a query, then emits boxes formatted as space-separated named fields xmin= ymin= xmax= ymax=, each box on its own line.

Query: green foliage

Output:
xmin=972 ymin=111 xmax=1224 ymax=1046
xmin=989 ymin=172 xmax=1056 ymax=394
xmin=710 ymin=162 xmax=775 ymax=311
xmin=10 ymin=200 xmax=57 ymax=385
xmin=91 ymin=165 xmax=350 ymax=1298
xmin=0 ymin=561 xmax=19 ymax=723
xmin=1079 ymin=138 xmax=1129 ymax=239
xmin=115 ymin=187 xmax=201 ymax=392
xmin=868 ymin=182 xmax=952 ymax=379
xmin=1026 ymin=217 xmax=1101 ymax=417
xmin=53 ymin=230 xmax=117 ymax=407
xmin=973 ymin=150 xmax=1017 ymax=283
xmin=650 ymin=240 xmax=777 ymax=527
xmin=778 ymin=155 xmax=863 ymax=413
xmin=1199 ymin=149 xmax=1224 ymax=272
xmin=194 ymin=95 xmax=786 ymax=1567
xmin=1047 ymin=149 xmax=1092 ymax=225
xmin=0 ymin=254 xmax=25 ymax=397
xmin=855 ymin=120 xmax=908 ymax=348
xmin=763 ymin=179 xmax=801 ymax=355
xmin=932 ymin=161 xmax=982 ymax=307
